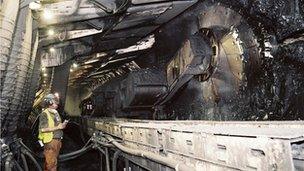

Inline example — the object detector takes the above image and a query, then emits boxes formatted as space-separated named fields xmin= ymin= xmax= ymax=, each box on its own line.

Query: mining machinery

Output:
xmin=1 ymin=0 xmax=304 ymax=170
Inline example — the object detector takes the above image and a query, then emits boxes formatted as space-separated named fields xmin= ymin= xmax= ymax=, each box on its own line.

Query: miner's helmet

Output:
xmin=43 ymin=93 xmax=59 ymax=107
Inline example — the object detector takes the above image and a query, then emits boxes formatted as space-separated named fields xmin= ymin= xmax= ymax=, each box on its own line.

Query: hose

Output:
xmin=99 ymin=151 xmax=103 ymax=171
xmin=105 ymin=136 xmax=195 ymax=171
xmin=19 ymin=137 xmax=93 ymax=159
xmin=96 ymin=146 xmax=105 ymax=155
xmin=23 ymin=151 xmax=42 ymax=171
xmin=19 ymin=140 xmax=39 ymax=158
xmin=12 ymin=159 xmax=24 ymax=171
xmin=20 ymin=153 xmax=29 ymax=171
xmin=105 ymin=148 xmax=110 ymax=171
xmin=59 ymin=144 xmax=93 ymax=158
xmin=18 ymin=137 xmax=94 ymax=164
xmin=58 ymin=144 xmax=93 ymax=162
xmin=83 ymin=137 xmax=93 ymax=147
xmin=21 ymin=140 xmax=93 ymax=162
xmin=112 ymin=150 xmax=121 ymax=171
xmin=96 ymin=146 xmax=110 ymax=171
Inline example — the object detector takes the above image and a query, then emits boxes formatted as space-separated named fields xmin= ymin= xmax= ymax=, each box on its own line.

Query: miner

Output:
xmin=38 ymin=93 xmax=68 ymax=171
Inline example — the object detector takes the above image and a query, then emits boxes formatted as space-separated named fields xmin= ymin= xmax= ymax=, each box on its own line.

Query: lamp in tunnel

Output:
xmin=73 ymin=63 xmax=78 ymax=68
xmin=48 ymin=29 xmax=55 ymax=36
xmin=41 ymin=67 xmax=46 ymax=71
xmin=54 ymin=92 xmax=59 ymax=98
xmin=29 ymin=1 xmax=42 ymax=10
xmin=42 ymin=9 xmax=54 ymax=20
xmin=43 ymin=73 xmax=48 ymax=77
xmin=70 ymin=68 xmax=73 ymax=72
xmin=49 ymin=47 xmax=55 ymax=52
xmin=84 ymin=59 xmax=99 ymax=64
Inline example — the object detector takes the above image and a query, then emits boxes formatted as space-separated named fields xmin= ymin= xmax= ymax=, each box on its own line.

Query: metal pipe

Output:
xmin=20 ymin=153 xmax=29 ymax=171
xmin=23 ymin=151 xmax=42 ymax=171
xmin=106 ymin=136 xmax=195 ymax=171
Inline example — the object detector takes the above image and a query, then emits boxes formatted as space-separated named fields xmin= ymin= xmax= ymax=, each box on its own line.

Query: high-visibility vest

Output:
xmin=38 ymin=109 xmax=54 ymax=143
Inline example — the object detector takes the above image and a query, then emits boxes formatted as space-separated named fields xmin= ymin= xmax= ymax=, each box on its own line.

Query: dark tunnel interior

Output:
xmin=1 ymin=0 xmax=304 ymax=170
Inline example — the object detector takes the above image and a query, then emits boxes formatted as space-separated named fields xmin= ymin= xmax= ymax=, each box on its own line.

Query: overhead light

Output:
xmin=43 ymin=73 xmax=47 ymax=77
xmin=29 ymin=1 xmax=42 ymax=10
xmin=84 ymin=59 xmax=99 ymax=64
xmin=116 ymin=34 xmax=155 ymax=54
xmin=70 ymin=68 xmax=73 ymax=72
xmin=54 ymin=92 xmax=59 ymax=98
xmin=42 ymin=9 xmax=54 ymax=20
xmin=49 ymin=47 xmax=55 ymax=52
xmin=41 ymin=67 xmax=46 ymax=71
xmin=96 ymin=52 xmax=107 ymax=58
xmin=72 ymin=63 xmax=78 ymax=68
xmin=100 ymin=63 xmax=107 ymax=68
xmin=48 ymin=29 xmax=55 ymax=36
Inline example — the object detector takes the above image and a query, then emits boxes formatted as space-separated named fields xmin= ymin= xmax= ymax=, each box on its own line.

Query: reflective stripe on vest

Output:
xmin=38 ymin=109 xmax=55 ymax=143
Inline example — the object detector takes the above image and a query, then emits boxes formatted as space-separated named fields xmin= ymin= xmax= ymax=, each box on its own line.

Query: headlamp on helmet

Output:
xmin=43 ymin=93 xmax=59 ymax=107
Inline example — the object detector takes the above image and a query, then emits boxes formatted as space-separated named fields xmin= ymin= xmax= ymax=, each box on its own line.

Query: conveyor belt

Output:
xmin=83 ymin=118 xmax=304 ymax=170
